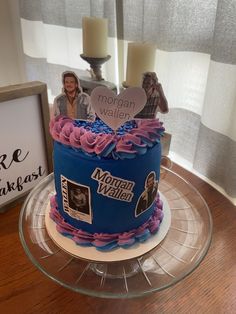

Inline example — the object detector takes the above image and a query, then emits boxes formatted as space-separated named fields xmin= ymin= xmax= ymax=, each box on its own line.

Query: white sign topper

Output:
xmin=90 ymin=86 xmax=147 ymax=130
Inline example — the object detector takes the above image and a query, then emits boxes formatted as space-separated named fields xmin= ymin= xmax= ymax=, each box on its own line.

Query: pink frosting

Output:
xmin=50 ymin=116 xmax=74 ymax=141
xmin=115 ymin=138 xmax=137 ymax=153
xmin=59 ymin=122 xmax=74 ymax=145
xmin=49 ymin=194 xmax=164 ymax=250
xmin=94 ymin=133 xmax=115 ymax=155
xmin=49 ymin=116 xmax=164 ymax=159
xmin=80 ymin=131 xmax=98 ymax=153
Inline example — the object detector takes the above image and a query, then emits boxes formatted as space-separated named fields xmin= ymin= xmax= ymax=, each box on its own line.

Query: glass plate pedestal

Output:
xmin=19 ymin=168 xmax=212 ymax=298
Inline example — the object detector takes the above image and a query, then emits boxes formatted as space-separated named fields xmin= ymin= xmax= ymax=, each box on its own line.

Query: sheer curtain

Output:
xmin=19 ymin=0 xmax=236 ymax=204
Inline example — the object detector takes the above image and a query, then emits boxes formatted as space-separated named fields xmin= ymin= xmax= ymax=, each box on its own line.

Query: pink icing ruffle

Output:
xmin=49 ymin=116 xmax=164 ymax=158
xmin=49 ymin=194 xmax=164 ymax=251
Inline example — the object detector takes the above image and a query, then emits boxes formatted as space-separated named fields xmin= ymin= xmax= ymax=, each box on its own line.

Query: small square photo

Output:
xmin=61 ymin=175 xmax=92 ymax=224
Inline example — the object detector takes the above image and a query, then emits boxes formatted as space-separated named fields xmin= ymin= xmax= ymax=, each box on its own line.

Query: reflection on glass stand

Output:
xmin=19 ymin=170 xmax=212 ymax=298
xmin=91 ymin=261 xmax=140 ymax=280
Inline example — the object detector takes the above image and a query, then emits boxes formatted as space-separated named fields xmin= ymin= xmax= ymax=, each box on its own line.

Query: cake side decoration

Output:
xmin=135 ymin=171 xmax=159 ymax=217
xmin=51 ymin=119 xmax=163 ymax=235
xmin=91 ymin=167 xmax=135 ymax=202
xmin=61 ymin=175 xmax=92 ymax=224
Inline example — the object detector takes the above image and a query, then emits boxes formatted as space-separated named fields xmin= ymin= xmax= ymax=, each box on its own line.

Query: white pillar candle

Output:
xmin=125 ymin=42 xmax=156 ymax=87
xmin=82 ymin=16 xmax=108 ymax=58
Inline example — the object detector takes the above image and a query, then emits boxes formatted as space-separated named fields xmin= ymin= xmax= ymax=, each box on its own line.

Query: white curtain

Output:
xmin=19 ymin=0 xmax=236 ymax=204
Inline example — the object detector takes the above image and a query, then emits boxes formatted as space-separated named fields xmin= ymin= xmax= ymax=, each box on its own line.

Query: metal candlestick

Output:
xmin=80 ymin=54 xmax=111 ymax=81
xmin=122 ymin=81 xmax=130 ymax=89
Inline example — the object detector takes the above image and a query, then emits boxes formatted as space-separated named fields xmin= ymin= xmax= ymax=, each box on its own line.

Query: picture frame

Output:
xmin=0 ymin=81 xmax=53 ymax=212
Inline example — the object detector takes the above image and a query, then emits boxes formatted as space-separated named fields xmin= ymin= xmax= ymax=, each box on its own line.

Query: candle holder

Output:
xmin=122 ymin=81 xmax=130 ymax=89
xmin=80 ymin=54 xmax=111 ymax=81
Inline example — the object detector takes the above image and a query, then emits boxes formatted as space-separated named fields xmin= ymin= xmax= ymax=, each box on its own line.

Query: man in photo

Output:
xmin=70 ymin=187 xmax=89 ymax=214
xmin=53 ymin=71 xmax=95 ymax=120
xmin=136 ymin=172 xmax=158 ymax=216
xmin=135 ymin=72 xmax=169 ymax=119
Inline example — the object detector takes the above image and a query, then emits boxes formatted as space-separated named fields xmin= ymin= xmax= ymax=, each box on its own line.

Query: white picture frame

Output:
xmin=0 ymin=81 xmax=52 ymax=211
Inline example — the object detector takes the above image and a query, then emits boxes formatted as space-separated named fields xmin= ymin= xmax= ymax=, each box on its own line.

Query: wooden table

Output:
xmin=1 ymin=164 xmax=236 ymax=314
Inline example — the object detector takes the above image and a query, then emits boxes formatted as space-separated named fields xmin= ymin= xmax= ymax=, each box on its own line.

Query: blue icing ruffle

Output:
xmin=62 ymin=232 xmax=74 ymax=239
xmin=114 ymin=152 xmax=136 ymax=160
xmin=135 ymin=229 xmax=151 ymax=242
xmin=132 ymin=144 xmax=147 ymax=155
xmin=141 ymin=138 xmax=155 ymax=147
xmin=75 ymin=241 xmax=93 ymax=247
xmin=98 ymin=141 xmax=117 ymax=157
xmin=94 ymin=241 xmax=118 ymax=251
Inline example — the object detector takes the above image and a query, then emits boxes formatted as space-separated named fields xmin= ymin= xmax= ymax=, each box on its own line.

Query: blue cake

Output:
xmin=49 ymin=116 xmax=165 ymax=251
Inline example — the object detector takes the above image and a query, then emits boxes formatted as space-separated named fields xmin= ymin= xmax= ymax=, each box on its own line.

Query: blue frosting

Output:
xmin=74 ymin=119 xmax=136 ymax=135
xmin=53 ymin=140 xmax=162 ymax=234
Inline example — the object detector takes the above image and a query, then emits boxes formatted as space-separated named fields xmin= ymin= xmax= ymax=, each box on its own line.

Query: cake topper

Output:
xmin=135 ymin=72 xmax=169 ymax=119
xmin=53 ymin=71 xmax=95 ymax=121
xmin=90 ymin=86 xmax=147 ymax=131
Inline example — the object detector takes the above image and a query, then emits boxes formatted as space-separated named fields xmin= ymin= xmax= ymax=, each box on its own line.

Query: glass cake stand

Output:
xmin=19 ymin=168 xmax=212 ymax=299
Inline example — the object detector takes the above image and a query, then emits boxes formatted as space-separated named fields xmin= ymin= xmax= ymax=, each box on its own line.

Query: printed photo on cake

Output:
xmin=135 ymin=171 xmax=159 ymax=217
xmin=135 ymin=72 xmax=169 ymax=119
xmin=61 ymin=175 xmax=92 ymax=224
xmin=69 ymin=186 xmax=89 ymax=214
xmin=53 ymin=71 xmax=95 ymax=121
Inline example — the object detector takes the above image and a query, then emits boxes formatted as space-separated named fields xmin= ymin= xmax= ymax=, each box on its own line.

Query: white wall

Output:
xmin=0 ymin=0 xmax=26 ymax=87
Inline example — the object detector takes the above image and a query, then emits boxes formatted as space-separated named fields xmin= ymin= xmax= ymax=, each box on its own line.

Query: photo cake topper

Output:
xmin=90 ymin=86 xmax=147 ymax=130
xmin=53 ymin=71 xmax=95 ymax=121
